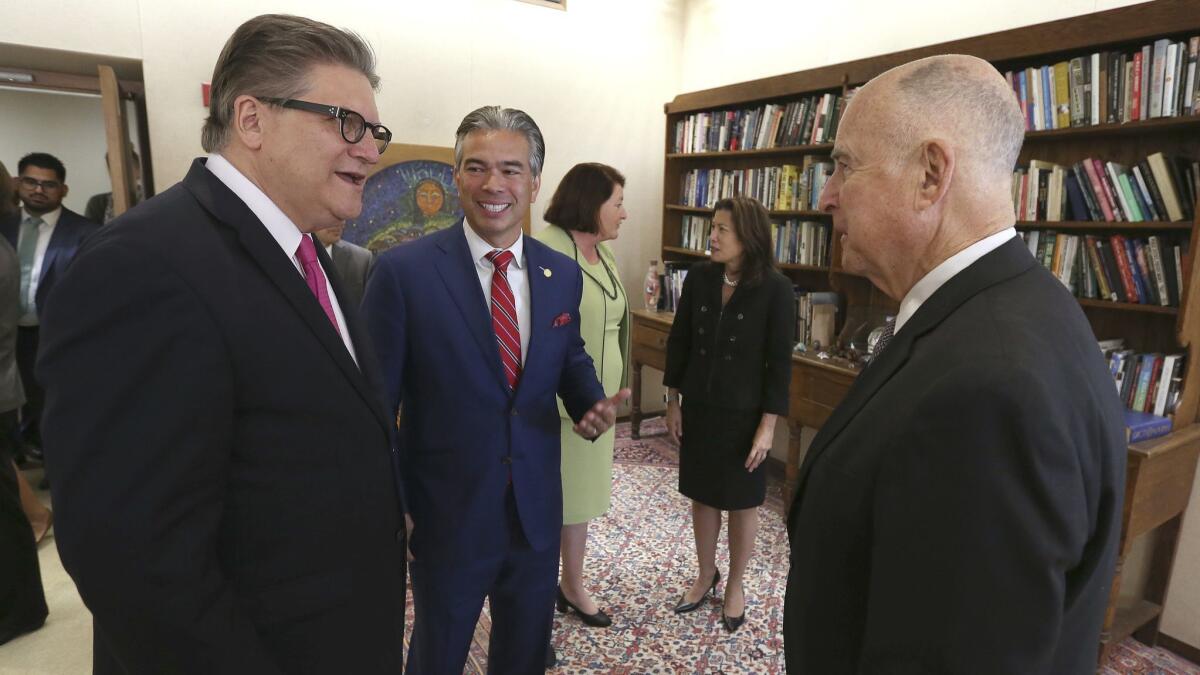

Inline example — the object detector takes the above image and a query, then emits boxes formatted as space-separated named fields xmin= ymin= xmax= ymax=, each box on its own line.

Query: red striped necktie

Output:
xmin=486 ymin=249 xmax=522 ymax=390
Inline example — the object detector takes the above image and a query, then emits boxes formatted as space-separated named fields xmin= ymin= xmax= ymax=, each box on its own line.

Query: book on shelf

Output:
xmin=1012 ymin=153 xmax=1197 ymax=222
xmin=679 ymin=161 xmax=833 ymax=210
xmin=772 ymin=220 xmax=831 ymax=267
xmin=1125 ymin=409 xmax=1173 ymax=443
xmin=679 ymin=215 xmax=712 ymax=253
xmin=1018 ymin=230 xmax=1188 ymax=306
xmin=670 ymin=90 xmax=853 ymax=154
xmin=794 ymin=290 xmax=840 ymax=349
xmin=1004 ymin=33 xmax=1200 ymax=130
xmin=657 ymin=262 xmax=692 ymax=313
xmin=1100 ymin=340 xmax=1186 ymax=421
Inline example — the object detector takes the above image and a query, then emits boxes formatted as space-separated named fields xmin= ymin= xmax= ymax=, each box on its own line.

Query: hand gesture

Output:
xmin=666 ymin=400 xmax=683 ymax=445
xmin=573 ymin=388 xmax=632 ymax=439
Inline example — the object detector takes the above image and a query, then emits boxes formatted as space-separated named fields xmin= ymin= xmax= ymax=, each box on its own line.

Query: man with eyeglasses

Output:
xmin=36 ymin=14 xmax=406 ymax=675
xmin=0 ymin=152 xmax=97 ymax=468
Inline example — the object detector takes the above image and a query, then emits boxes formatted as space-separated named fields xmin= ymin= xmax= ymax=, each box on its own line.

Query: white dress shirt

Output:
xmin=16 ymin=206 xmax=60 ymax=326
xmin=463 ymin=220 xmax=531 ymax=364
xmin=205 ymin=154 xmax=358 ymax=365
xmin=895 ymin=228 xmax=1018 ymax=335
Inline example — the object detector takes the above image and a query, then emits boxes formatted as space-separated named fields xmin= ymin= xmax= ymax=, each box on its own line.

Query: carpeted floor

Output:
xmin=4 ymin=420 xmax=1199 ymax=674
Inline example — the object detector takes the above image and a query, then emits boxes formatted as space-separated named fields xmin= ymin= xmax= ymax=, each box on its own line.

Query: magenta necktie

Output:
xmin=486 ymin=250 xmax=522 ymax=391
xmin=296 ymin=235 xmax=342 ymax=336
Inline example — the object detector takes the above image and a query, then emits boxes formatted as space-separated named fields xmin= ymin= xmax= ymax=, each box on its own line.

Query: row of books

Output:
xmin=1020 ymin=230 xmax=1186 ymax=307
xmin=1101 ymin=338 xmax=1185 ymax=418
xmin=1012 ymin=153 xmax=1197 ymax=223
xmin=1003 ymin=36 xmax=1200 ymax=131
xmin=678 ymin=163 xmax=833 ymax=211
xmin=773 ymin=220 xmax=831 ymax=267
xmin=670 ymin=91 xmax=852 ymax=154
xmin=679 ymin=215 xmax=711 ymax=252
xmin=655 ymin=262 xmax=691 ymax=313
xmin=794 ymin=291 xmax=839 ymax=349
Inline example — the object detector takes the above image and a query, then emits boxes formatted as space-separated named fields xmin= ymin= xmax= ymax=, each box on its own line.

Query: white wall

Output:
xmin=0 ymin=0 xmax=141 ymax=60
xmin=0 ymin=88 xmax=111 ymax=215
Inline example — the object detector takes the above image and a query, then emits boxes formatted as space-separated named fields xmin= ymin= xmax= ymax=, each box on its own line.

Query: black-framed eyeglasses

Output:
xmin=17 ymin=176 xmax=63 ymax=191
xmin=259 ymin=97 xmax=391 ymax=154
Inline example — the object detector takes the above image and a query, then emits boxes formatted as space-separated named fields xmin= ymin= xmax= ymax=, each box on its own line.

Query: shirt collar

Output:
xmin=895 ymin=227 xmax=1017 ymax=334
xmin=22 ymin=207 xmax=61 ymax=229
xmin=463 ymin=219 xmax=525 ymax=269
xmin=205 ymin=153 xmax=305 ymax=260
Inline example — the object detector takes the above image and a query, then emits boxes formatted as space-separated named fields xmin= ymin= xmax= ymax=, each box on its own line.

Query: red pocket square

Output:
xmin=553 ymin=312 xmax=572 ymax=328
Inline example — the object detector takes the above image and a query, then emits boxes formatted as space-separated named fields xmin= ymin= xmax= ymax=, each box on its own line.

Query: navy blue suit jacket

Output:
xmin=1 ymin=207 xmax=98 ymax=318
xmin=363 ymin=223 xmax=604 ymax=563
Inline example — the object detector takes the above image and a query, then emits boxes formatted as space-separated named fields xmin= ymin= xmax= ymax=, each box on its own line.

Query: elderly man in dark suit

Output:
xmin=784 ymin=54 xmax=1126 ymax=675
xmin=37 ymin=14 xmax=406 ymax=674
xmin=1 ymin=153 xmax=98 ymax=462
xmin=315 ymin=222 xmax=374 ymax=307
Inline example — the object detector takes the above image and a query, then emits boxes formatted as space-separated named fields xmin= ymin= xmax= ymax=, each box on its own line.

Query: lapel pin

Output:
xmin=541 ymin=266 xmax=552 ymax=278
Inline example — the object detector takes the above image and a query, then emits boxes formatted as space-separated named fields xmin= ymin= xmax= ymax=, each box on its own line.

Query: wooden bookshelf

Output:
xmin=636 ymin=0 xmax=1200 ymax=666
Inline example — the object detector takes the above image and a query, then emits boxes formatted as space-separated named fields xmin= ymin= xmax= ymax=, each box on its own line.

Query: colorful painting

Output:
xmin=343 ymin=144 xmax=462 ymax=253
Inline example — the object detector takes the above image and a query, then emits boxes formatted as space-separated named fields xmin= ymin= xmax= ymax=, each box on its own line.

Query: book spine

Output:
xmin=1109 ymin=235 xmax=1140 ymax=302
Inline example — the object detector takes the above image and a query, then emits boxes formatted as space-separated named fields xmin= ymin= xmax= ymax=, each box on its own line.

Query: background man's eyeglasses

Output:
xmin=259 ymin=97 xmax=391 ymax=154
xmin=17 ymin=177 xmax=63 ymax=191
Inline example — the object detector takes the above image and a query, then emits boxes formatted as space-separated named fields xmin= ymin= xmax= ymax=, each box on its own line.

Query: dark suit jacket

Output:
xmin=329 ymin=239 xmax=374 ymax=308
xmin=1 ymin=207 xmax=98 ymax=319
xmin=363 ymin=223 xmax=604 ymax=563
xmin=36 ymin=159 xmax=407 ymax=675
xmin=0 ymin=239 xmax=22 ymax=413
xmin=784 ymin=237 xmax=1126 ymax=675
xmin=664 ymin=262 xmax=794 ymax=414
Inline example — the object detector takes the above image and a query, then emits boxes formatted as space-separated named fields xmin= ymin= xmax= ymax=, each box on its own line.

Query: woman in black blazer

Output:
xmin=664 ymin=196 xmax=794 ymax=633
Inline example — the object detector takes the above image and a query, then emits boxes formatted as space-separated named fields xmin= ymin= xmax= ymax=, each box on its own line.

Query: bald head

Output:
xmin=854 ymin=55 xmax=1025 ymax=186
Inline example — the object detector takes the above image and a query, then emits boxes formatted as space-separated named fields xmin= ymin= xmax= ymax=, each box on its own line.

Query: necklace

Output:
xmin=568 ymin=232 xmax=620 ymax=301
xmin=723 ymin=272 xmax=739 ymax=287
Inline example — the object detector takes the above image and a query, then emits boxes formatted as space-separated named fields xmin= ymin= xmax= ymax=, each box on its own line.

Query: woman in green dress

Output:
xmin=537 ymin=163 xmax=630 ymax=628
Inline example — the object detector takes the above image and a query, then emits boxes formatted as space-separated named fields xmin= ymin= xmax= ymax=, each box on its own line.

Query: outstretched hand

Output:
xmin=573 ymin=388 xmax=632 ymax=439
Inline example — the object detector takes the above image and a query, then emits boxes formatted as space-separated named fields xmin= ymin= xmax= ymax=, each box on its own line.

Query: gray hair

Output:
xmin=890 ymin=56 xmax=1025 ymax=179
xmin=454 ymin=106 xmax=546 ymax=177
xmin=201 ymin=14 xmax=380 ymax=152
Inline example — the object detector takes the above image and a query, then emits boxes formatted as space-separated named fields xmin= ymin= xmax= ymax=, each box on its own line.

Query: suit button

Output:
xmin=511 ymin=409 xmax=519 ymax=417
xmin=729 ymin=336 xmax=736 ymax=342
xmin=698 ymin=327 xmax=705 ymax=335
xmin=700 ymin=348 xmax=707 ymax=356
xmin=501 ymin=456 xmax=513 ymax=465
xmin=701 ymin=305 xmax=708 ymax=312
xmin=737 ymin=313 xmax=744 ymax=320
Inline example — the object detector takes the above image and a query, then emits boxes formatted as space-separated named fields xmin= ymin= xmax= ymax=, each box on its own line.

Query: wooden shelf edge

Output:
xmin=663 ymin=246 xmax=829 ymax=271
xmin=1025 ymin=115 xmax=1200 ymax=141
xmin=666 ymin=204 xmax=829 ymax=218
xmin=1016 ymin=221 xmax=1195 ymax=231
xmin=1077 ymin=298 xmax=1179 ymax=315
xmin=1128 ymin=422 xmax=1200 ymax=458
xmin=666 ymin=143 xmax=834 ymax=159
xmin=663 ymin=246 xmax=709 ymax=258
xmin=1100 ymin=599 xmax=1161 ymax=647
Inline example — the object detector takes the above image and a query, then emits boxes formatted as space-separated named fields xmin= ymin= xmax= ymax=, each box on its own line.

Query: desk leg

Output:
xmin=630 ymin=359 xmax=643 ymax=440
xmin=1134 ymin=515 xmax=1183 ymax=646
xmin=784 ymin=421 xmax=803 ymax=515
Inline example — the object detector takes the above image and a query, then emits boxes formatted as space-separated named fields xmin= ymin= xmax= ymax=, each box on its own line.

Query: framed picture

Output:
xmin=344 ymin=142 xmax=531 ymax=254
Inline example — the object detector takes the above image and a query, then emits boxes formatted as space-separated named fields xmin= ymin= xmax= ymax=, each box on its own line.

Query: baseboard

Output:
xmin=1160 ymin=633 xmax=1200 ymax=665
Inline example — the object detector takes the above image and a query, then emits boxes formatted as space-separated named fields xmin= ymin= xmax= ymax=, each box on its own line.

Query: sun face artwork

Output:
xmin=343 ymin=152 xmax=463 ymax=253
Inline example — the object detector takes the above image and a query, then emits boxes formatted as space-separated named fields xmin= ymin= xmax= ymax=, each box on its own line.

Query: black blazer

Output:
xmin=37 ymin=159 xmax=407 ymax=675
xmin=664 ymin=262 xmax=794 ymax=414
xmin=784 ymin=237 xmax=1126 ymax=675
xmin=1 ymin=207 xmax=98 ymax=318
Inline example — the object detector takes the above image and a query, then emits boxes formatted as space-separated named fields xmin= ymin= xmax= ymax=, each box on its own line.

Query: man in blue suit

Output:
xmin=364 ymin=106 xmax=630 ymax=674
xmin=1 ymin=153 xmax=98 ymax=460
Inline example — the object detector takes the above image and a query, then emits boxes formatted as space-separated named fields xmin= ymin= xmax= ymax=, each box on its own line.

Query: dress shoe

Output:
xmin=673 ymin=569 xmax=720 ymax=614
xmin=721 ymin=611 xmax=745 ymax=633
xmin=556 ymin=586 xmax=612 ymax=627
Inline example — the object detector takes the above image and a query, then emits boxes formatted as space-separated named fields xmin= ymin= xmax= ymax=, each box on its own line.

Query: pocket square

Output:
xmin=553 ymin=312 xmax=572 ymax=328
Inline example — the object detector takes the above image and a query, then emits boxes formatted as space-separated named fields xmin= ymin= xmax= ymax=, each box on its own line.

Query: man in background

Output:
xmin=85 ymin=148 xmax=143 ymax=225
xmin=37 ymin=14 xmax=406 ymax=673
xmin=316 ymin=222 xmax=374 ymax=307
xmin=784 ymin=54 xmax=1126 ymax=675
xmin=0 ymin=153 xmax=97 ymax=466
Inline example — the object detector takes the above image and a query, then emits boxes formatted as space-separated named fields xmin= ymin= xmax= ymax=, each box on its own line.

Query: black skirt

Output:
xmin=678 ymin=400 xmax=766 ymax=510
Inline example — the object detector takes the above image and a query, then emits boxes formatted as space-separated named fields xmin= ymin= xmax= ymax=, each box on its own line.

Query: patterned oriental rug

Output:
xmin=403 ymin=418 xmax=1200 ymax=674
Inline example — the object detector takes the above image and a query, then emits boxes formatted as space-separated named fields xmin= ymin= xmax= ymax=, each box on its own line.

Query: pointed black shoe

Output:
xmin=721 ymin=611 xmax=745 ymax=633
xmin=673 ymin=570 xmax=720 ymax=614
xmin=556 ymin=587 xmax=612 ymax=627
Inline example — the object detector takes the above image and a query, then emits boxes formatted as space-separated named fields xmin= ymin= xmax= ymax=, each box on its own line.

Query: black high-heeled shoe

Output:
xmin=556 ymin=586 xmax=612 ymax=627
xmin=673 ymin=570 xmax=720 ymax=614
xmin=721 ymin=583 xmax=746 ymax=633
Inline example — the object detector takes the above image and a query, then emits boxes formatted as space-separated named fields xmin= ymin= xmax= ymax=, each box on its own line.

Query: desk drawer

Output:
xmin=633 ymin=324 xmax=670 ymax=351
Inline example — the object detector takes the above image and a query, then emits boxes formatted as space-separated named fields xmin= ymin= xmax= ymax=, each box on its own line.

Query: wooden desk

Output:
xmin=628 ymin=308 xmax=1199 ymax=661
